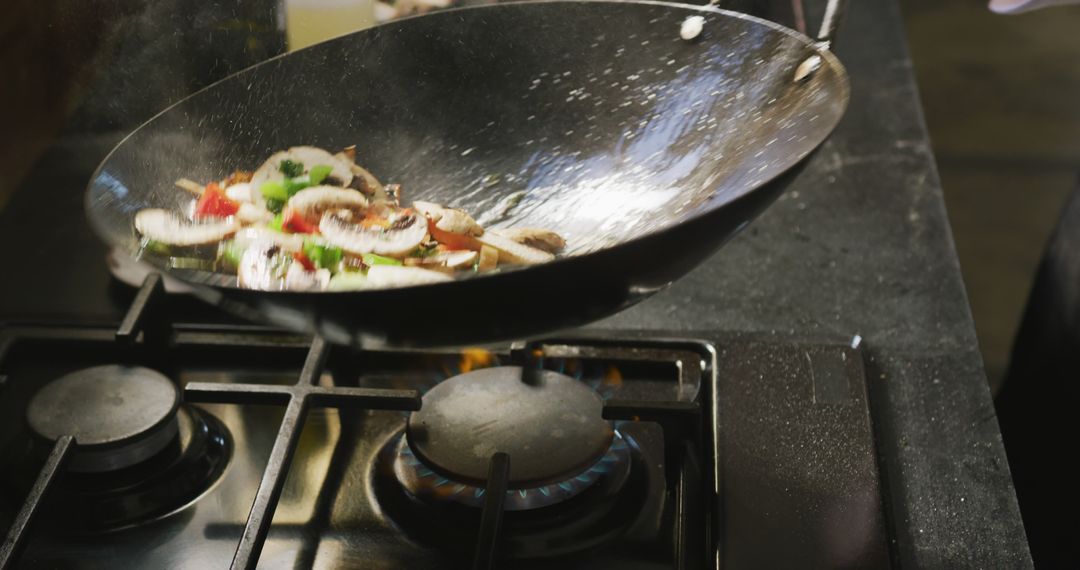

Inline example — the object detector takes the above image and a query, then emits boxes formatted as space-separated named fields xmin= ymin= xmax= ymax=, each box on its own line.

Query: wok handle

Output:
xmin=790 ymin=0 xmax=848 ymax=81
xmin=814 ymin=0 xmax=848 ymax=49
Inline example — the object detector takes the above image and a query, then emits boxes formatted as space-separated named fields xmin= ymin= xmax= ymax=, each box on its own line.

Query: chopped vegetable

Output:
xmin=141 ymin=238 xmax=172 ymax=256
xmin=281 ymin=208 xmax=320 ymax=234
xmin=489 ymin=227 xmax=567 ymax=253
xmin=309 ymin=164 xmax=333 ymax=185
xmin=475 ymin=232 xmax=554 ymax=265
xmin=361 ymin=252 xmax=403 ymax=267
xmin=223 ymin=170 xmax=253 ymax=186
xmin=303 ymin=241 xmax=343 ymax=270
xmin=268 ymin=213 xmax=285 ymax=232
xmin=135 ymin=144 xmax=565 ymax=291
xmin=175 ymin=178 xmax=205 ymax=195
xmin=427 ymin=218 xmax=482 ymax=251
xmin=478 ymin=245 xmax=498 ymax=271
xmin=135 ymin=209 xmax=239 ymax=246
xmin=366 ymin=265 xmax=453 ymax=288
xmin=320 ymin=205 xmax=428 ymax=257
xmin=266 ymin=198 xmax=286 ymax=214
xmin=327 ymin=271 xmax=369 ymax=291
xmin=194 ymin=182 xmax=240 ymax=219
xmin=292 ymin=251 xmax=317 ymax=272
xmin=219 ymin=240 xmax=246 ymax=267
xmin=279 ymin=159 xmax=304 ymax=178
xmin=261 ymin=181 xmax=289 ymax=202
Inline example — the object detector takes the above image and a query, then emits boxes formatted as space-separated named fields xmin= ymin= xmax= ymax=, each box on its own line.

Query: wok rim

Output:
xmin=84 ymin=0 xmax=850 ymax=298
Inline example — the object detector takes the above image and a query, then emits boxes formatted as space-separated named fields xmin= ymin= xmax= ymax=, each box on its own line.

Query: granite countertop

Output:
xmin=0 ymin=0 xmax=1031 ymax=566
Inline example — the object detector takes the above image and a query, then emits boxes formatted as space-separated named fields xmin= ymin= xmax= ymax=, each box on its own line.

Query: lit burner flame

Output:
xmin=393 ymin=432 xmax=633 ymax=511
xmin=459 ymin=348 xmax=496 ymax=373
xmin=602 ymin=365 xmax=623 ymax=386
xmin=438 ymin=348 xmax=499 ymax=381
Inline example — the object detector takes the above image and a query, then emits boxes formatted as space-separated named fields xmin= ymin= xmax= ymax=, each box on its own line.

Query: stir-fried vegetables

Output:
xmin=134 ymin=145 xmax=565 ymax=291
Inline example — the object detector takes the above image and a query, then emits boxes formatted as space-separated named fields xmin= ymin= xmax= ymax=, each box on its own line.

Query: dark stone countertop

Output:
xmin=0 ymin=0 xmax=1031 ymax=567
xmin=595 ymin=1 xmax=1032 ymax=567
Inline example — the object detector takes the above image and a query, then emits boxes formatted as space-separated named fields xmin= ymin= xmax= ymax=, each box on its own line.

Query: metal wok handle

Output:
xmin=796 ymin=0 xmax=848 ymax=81
xmin=711 ymin=0 xmax=848 ymax=47
xmin=710 ymin=0 xmax=849 ymax=80
xmin=814 ymin=0 xmax=848 ymax=50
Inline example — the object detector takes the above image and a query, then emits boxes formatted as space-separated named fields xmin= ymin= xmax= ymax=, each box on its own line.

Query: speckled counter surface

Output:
xmin=594 ymin=1 xmax=1032 ymax=567
xmin=0 ymin=0 xmax=1030 ymax=566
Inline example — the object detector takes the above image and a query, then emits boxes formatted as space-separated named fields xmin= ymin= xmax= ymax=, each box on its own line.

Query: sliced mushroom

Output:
xmin=284 ymin=263 xmax=331 ymax=291
xmin=225 ymin=183 xmax=254 ymax=203
xmin=286 ymin=185 xmax=369 ymax=226
xmin=488 ymin=228 xmax=566 ymax=253
xmin=404 ymin=249 xmax=478 ymax=271
xmin=237 ymin=242 xmax=290 ymax=290
xmin=250 ymin=146 xmax=355 ymax=196
xmin=135 ymin=209 xmax=239 ymax=246
xmin=237 ymin=202 xmax=273 ymax=224
xmin=232 ymin=227 xmax=307 ymax=252
xmin=412 ymin=201 xmax=484 ymax=236
xmin=335 ymin=147 xmax=388 ymax=202
xmin=475 ymin=232 xmax=555 ymax=265
xmin=366 ymin=265 xmax=453 ymax=288
xmin=319 ymin=205 xmax=428 ymax=257
xmin=384 ymin=184 xmax=402 ymax=206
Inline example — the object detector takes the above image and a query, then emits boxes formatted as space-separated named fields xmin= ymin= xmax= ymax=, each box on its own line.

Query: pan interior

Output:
xmin=87 ymin=1 xmax=847 ymax=287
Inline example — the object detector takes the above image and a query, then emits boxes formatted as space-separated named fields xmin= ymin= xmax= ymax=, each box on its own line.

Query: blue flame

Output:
xmin=394 ymin=431 xmax=632 ymax=511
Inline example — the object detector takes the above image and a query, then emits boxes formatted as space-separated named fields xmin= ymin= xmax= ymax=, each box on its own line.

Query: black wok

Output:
xmin=86 ymin=0 xmax=848 ymax=347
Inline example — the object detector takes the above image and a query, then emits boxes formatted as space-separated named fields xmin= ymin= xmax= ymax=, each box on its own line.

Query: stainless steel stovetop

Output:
xmin=0 ymin=278 xmax=891 ymax=569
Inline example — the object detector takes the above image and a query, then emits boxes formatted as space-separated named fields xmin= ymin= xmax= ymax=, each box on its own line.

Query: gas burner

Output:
xmin=406 ymin=366 xmax=615 ymax=490
xmin=28 ymin=365 xmax=181 ymax=472
xmin=393 ymin=430 xmax=632 ymax=510
xmin=17 ymin=365 xmax=232 ymax=532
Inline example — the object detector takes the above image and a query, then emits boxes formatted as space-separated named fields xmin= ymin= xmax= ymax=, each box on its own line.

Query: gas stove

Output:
xmin=0 ymin=276 xmax=891 ymax=569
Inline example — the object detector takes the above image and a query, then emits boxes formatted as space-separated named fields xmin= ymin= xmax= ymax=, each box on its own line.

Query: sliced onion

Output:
xmin=366 ymin=265 xmax=453 ymax=288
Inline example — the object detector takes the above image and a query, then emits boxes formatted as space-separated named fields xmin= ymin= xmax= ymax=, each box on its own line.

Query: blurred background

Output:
xmin=905 ymin=0 xmax=1080 ymax=390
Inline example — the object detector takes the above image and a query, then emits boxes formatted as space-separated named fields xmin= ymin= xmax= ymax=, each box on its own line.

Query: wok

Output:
xmin=86 ymin=0 xmax=849 ymax=347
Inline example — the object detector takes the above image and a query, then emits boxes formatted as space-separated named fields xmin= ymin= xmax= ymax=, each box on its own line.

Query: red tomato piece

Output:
xmin=193 ymin=182 xmax=240 ymax=218
xmin=292 ymin=251 xmax=317 ymax=272
xmin=281 ymin=208 xmax=320 ymax=234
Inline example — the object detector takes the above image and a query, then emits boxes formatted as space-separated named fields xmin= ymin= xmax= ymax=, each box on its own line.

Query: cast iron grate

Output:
xmin=1 ymin=274 xmax=709 ymax=570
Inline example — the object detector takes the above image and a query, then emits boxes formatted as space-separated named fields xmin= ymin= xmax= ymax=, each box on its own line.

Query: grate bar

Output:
xmin=184 ymin=383 xmax=295 ymax=406
xmin=0 ymin=435 xmax=74 ymax=570
xmin=116 ymin=273 xmax=166 ymax=343
xmin=231 ymin=395 xmax=309 ymax=570
xmin=308 ymin=387 xmax=421 ymax=410
xmin=472 ymin=452 xmax=510 ymax=570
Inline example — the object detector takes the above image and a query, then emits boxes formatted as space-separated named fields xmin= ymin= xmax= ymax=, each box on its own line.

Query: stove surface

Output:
xmin=0 ymin=314 xmax=890 ymax=569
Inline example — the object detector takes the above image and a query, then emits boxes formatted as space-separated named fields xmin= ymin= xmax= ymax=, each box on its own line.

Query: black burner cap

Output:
xmin=407 ymin=366 xmax=613 ymax=488
xmin=27 ymin=365 xmax=180 ymax=472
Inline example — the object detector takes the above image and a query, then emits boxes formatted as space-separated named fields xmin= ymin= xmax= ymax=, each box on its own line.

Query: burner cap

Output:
xmin=27 ymin=365 xmax=180 ymax=473
xmin=407 ymin=366 xmax=613 ymax=488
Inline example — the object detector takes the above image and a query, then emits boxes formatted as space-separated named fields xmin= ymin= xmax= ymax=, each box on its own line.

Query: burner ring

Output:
xmin=27 ymin=365 xmax=180 ymax=473
xmin=393 ymin=430 xmax=632 ymax=510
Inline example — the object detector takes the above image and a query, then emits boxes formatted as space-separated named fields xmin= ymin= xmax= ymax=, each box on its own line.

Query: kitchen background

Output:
xmin=2 ymin=0 xmax=1080 ymax=390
